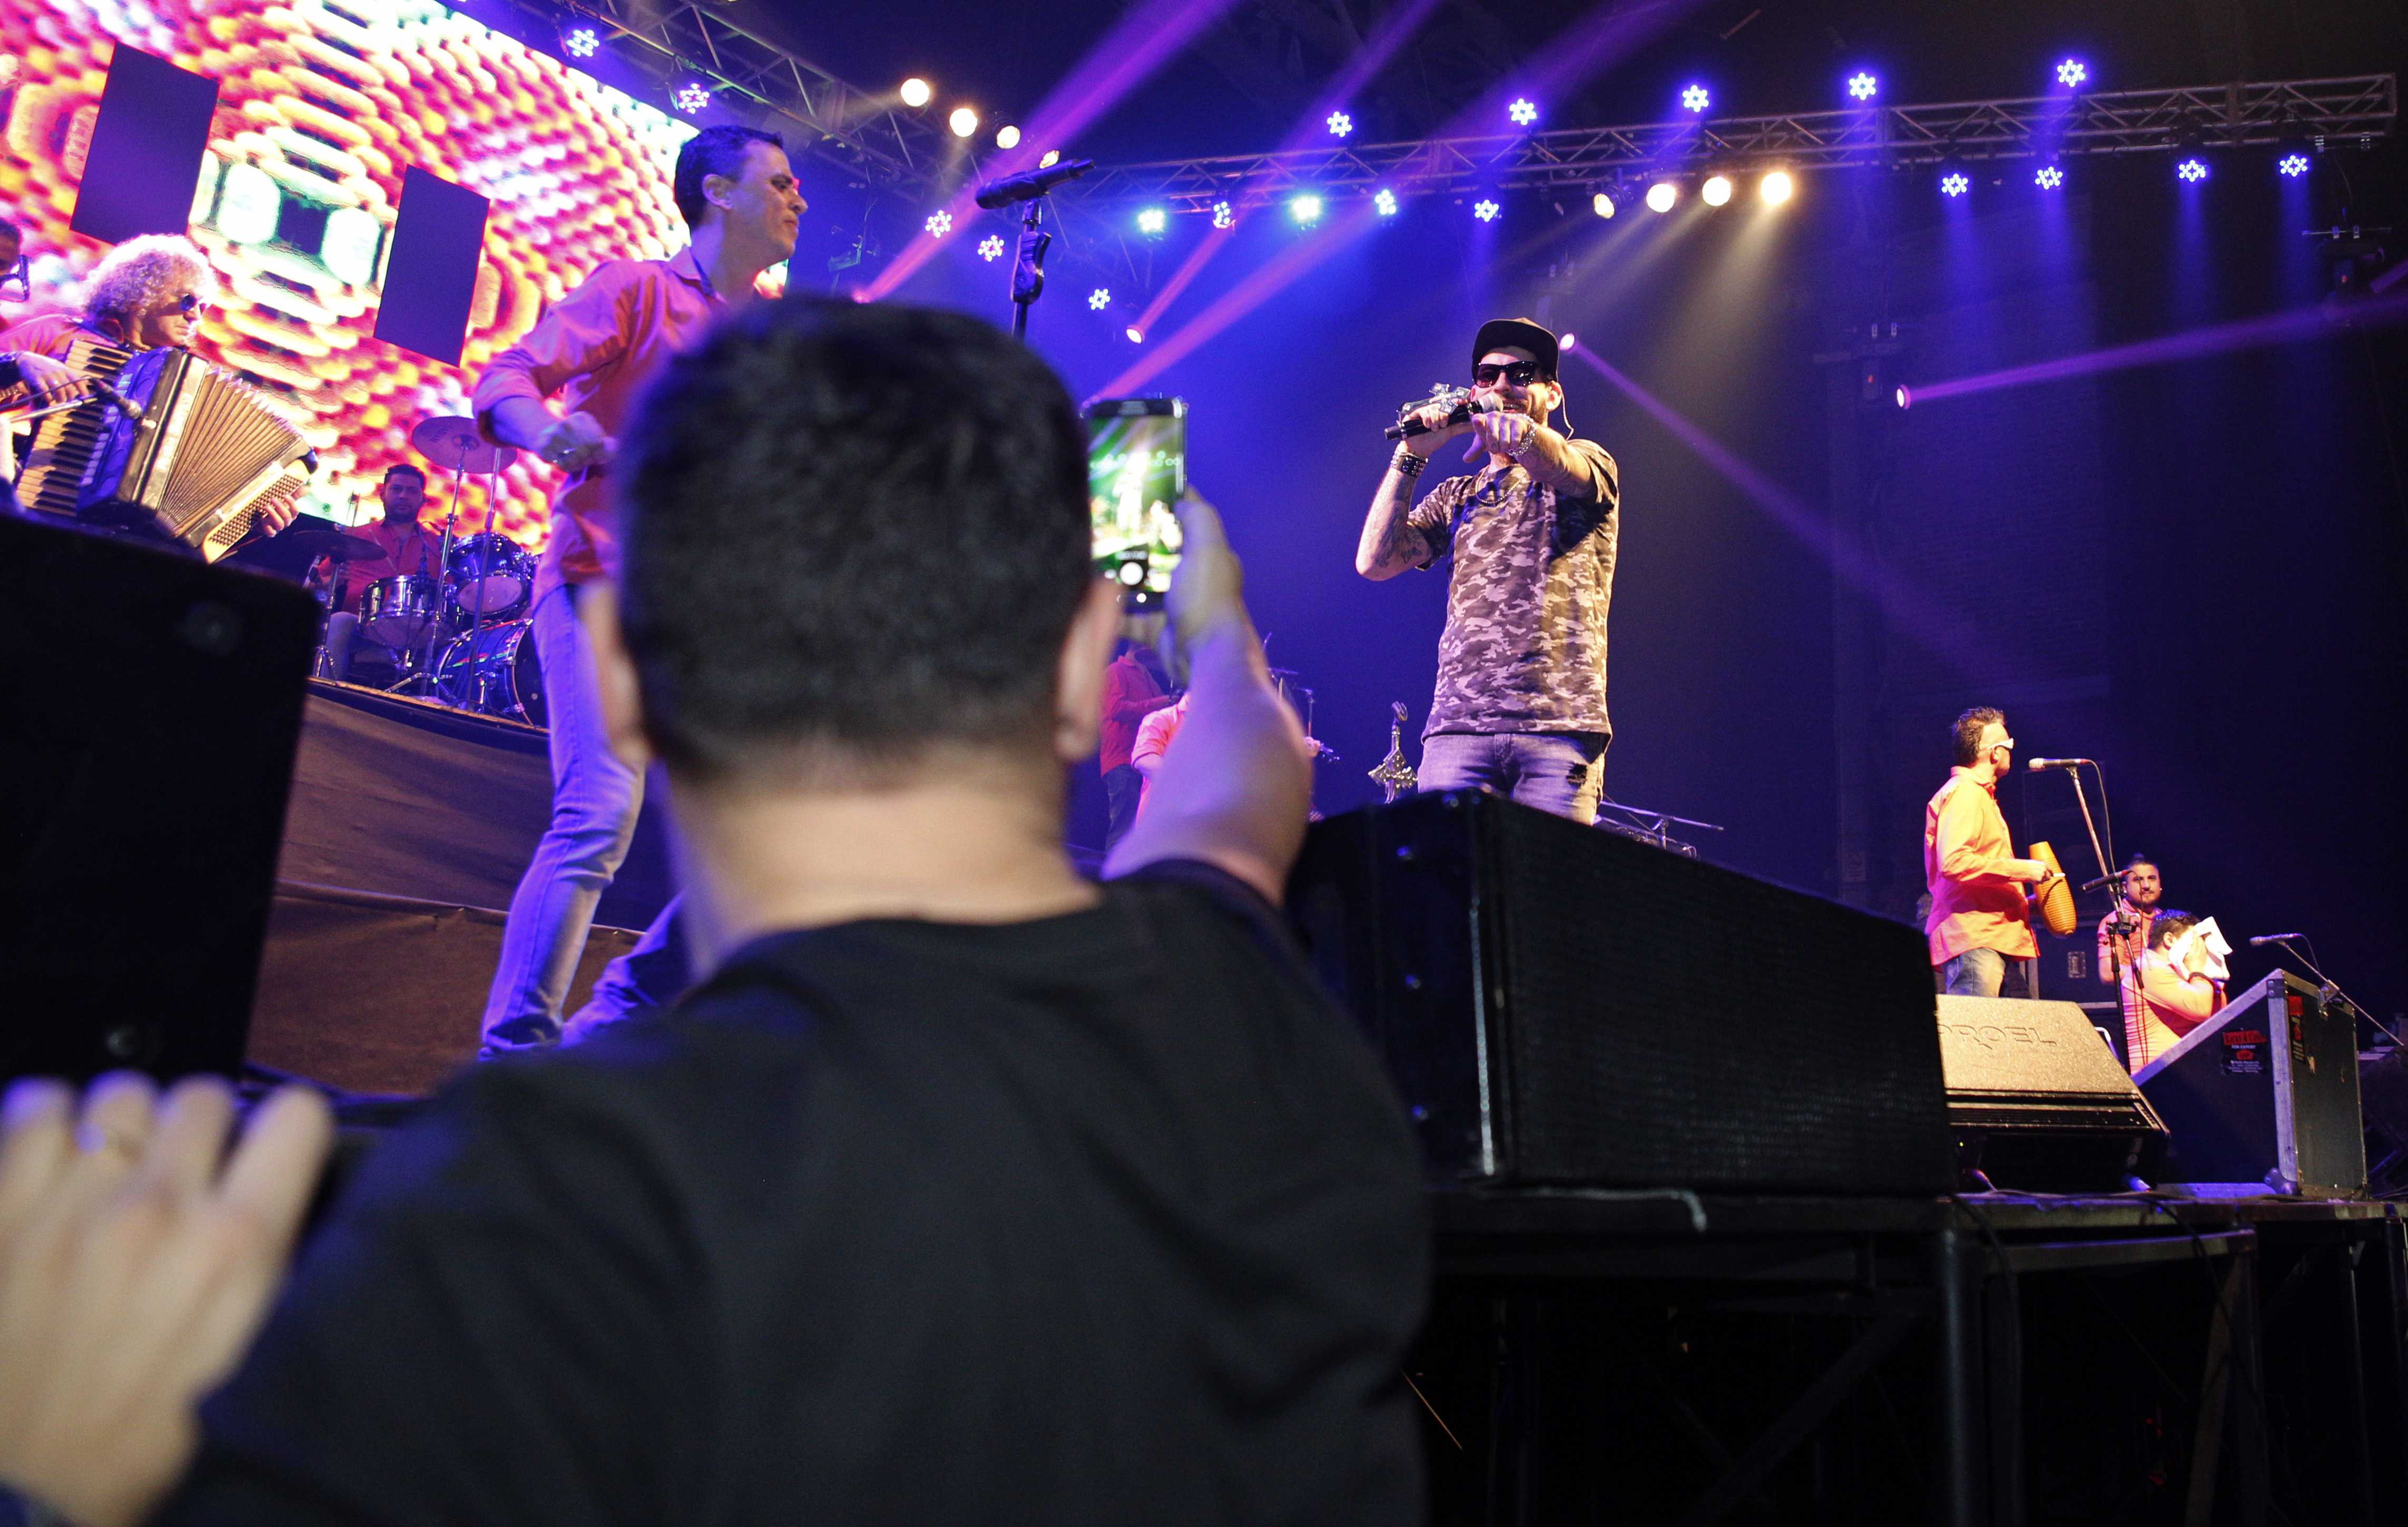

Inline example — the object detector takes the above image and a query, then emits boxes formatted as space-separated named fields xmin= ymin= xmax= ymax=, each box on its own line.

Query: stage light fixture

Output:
xmin=949 ymin=106 xmax=979 ymax=139
xmin=1681 ymin=84 xmax=1709 ymax=114
xmin=1894 ymin=385 xmax=1912 ymax=410
xmin=673 ymin=81 xmax=710 ymax=114
xmin=1940 ymin=171 xmax=1970 ymax=198
xmin=2056 ymin=58 xmax=2086 ymax=89
xmin=1646 ymin=181 xmax=1678 ymax=213
xmin=1508 ymin=98 xmax=1539 ymax=127
xmin=1473 ymin=199 xmax=1500 ymax=223
xmin=2175 ymin=156 xmax=2208 ymax=183
xmin=1328 ymin=111 xmax=1353 ymax=137
xmin=1559 ymin=332 xmax=1577 ymax=352
xmin=1088 ymin=288 xmax=1110 ymax=310
xmin=900 ymin=77 xmax=933 ymax=108
xmin=996 ymin=125 xmax=1021 ymax=150
xmin=1591 ymin=191 xmax=1615 ymax=219
xmin=1761 ymin=170 xmax=1795 ymax=205
xmin=977 ymin=234 xmax=1004 ymax=261
xmin=1374 ymin=188 xmax=1398 ymax=217
xmin=1039 ymin=150 xmax=1062 ymax=168
xmin=563 ymin=25 xmax=598 ymax=58
xmin=1125 ymin=327 xmax=1144 ymax=344
xmin=1289 ymin=192 xmax=1324 ymax=226
xmin=925 ymin=210 xmax=952 ymax=237
xmin=1701 ymin=175 xmax=1732 ymax=207
xmin=1136 ymin=206 xmax=1167 ymax=234
xmin=1846 ymin=71 xmax=1878 ymax=102
xmin=2278 ymin=152 xmax=2311 ymax=178
xmin=1211 ymin=201 xmax=1234 ymax=229
xmin=2034 ymin=163 xmax=2064 ymax=190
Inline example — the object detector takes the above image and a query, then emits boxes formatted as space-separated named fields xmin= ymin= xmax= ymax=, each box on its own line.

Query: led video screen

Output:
xmin=1 ymin=0 xmax=699 ymax=543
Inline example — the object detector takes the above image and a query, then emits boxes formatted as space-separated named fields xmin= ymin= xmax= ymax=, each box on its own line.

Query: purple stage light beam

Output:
xmin=863 ymin=0 xmax=1250 ymax=300
xmin=1912 ymin=290 xmax=2408 ymax=405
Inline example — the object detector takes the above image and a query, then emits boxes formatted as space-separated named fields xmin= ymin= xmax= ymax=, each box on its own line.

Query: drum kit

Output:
xmin=309 ymin=416 xmax=545 ymax=726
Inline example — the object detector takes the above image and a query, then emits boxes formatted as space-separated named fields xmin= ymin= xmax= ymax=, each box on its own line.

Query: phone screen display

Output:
xmin=1086 ymin=398 xmax=1185 ymax=607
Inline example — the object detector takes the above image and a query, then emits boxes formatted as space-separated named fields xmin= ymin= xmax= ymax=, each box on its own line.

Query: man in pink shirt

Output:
xmin=1098 ymin=642 xmax=1173 ymax=848
xmin=470 ymin=125 xmax=804 ymax=1055
xmin=1131 ymin=689 xmax=1193 ymax=817
xmin=1924 ymin=707 xmax=2060 ymax=999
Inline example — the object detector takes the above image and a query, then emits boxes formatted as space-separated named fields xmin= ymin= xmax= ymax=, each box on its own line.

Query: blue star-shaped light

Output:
xmin=1088 ymin=288 xmax=1110 ymax=311
xmin=564 ymin=27 xmax=598 ymax=58
xmin=1327 ymin=111 xmax=1353 ymax=138
xmin=1136 ymin=207 xmax=1166 ymax=234
xmin=1210 ymin=201 xmax=1234 ymax=229
xmin=673 ymin=82 xmax=710 ymax=114
xmin=1507 ymin=98 xmax=1538 ymax=127
xmin=1680 ymin=84 xmax=1709 ymax=113
xmin=2277 ymin=153 xmax=2310 ymax=179
xmin=2175 ymin=157 xmax=2208 ymax=183
xmin=1472 ymin=199 xmax=1500 ymax=223
xmin=2057 ymin=58 xmax=2086 ymax=88
xmin=1846 ymin=72 xmax=1876 ymax=102
xmin=977 ymin=234 xmax=1004 ymax=261
xmin=1373 ymin=188 xmax=1398 ymax=217
xmin=1939 ymin=172 xmax=1969 ymax=198
xmin=2034 ymin=164 xmax=2064 ymax=190
xmin=924 ymin=211 xmax=952 ymax=237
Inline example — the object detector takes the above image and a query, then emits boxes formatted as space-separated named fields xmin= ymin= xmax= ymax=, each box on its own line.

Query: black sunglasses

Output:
xmin=173 ymin=292 xmax=209 ymax=316
xmin=1473 ymin=361 xmax=1544 ymax=387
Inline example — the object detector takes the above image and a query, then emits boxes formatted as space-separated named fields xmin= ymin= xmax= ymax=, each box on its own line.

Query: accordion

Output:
xmin=16 ymin=339 xmax=313 ymax=562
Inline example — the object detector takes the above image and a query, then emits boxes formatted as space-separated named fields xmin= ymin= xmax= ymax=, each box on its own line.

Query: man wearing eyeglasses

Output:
xmin=1924 ymin=707 xmax=2058 ymax=999
xmin=1355 ymin=318 xmax=1620 ymax=823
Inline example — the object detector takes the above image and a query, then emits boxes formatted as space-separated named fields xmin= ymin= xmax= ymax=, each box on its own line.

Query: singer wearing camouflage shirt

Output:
xmin=1354 ymin=317 xmax=1621 ymax=824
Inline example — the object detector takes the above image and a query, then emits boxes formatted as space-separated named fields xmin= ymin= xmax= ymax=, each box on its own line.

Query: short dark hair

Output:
xmin=2149 ymin=910 xmax=2200 ymax=950
xmin=1951 ymin=707 xmax=2004 ymax=767
xmin=617 ymin=299 xmax=1092 ymax=780
xmin=2124 ymin=853 xmax=2158 ymax=874
xmin=382 ymin=462 xmax=425 ymax=484
xmin=673 ymin=126 xmax=785 ymax=229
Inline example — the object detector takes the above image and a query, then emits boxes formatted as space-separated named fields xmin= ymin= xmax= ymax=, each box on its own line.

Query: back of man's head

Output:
xmin=616 ymin=299 xmax=1092 ymax=782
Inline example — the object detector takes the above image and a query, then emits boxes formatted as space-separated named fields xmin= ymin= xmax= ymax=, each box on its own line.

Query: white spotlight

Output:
xmin=1591 ymin=191 xmax=1615 ymax=219
xmin=995 ymin=125 xmax=1021 ymax=149
xmin=899 ymin=77 xmax=932 ymax=108
xmin=1645 ymin=181 xmax=1678 ymax=213
xmin=948 ymin=106 xmax=979 ymax=139
xmin=1760 ymin=170 xmax=1794 ymax=205
xmin=1701 ymin=174 xmax=1733 ymax=206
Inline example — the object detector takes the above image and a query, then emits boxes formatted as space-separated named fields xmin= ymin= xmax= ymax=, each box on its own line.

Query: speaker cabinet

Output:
xmin=1935 ymin=994 xmax=2170 ymax=1191
xmin=2137 ymin=971 xmax=2366 ymax=1196
xmin=0 ymin=516 xmax=318 ymax=1081
xmin=1287 ymin=791 xmax=1953 ymax=1195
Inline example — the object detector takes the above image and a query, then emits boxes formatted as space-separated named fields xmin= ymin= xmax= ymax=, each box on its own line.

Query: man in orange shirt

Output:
xmin=470 ymin=125 xmax=804 ymax=1055
xmin=2128 ymin=910 xmax=2228 ymax=1067
xmin=1923 ymin=707 xmax=2060 ymax=999
xmin=338 ymin=465 xmax=445 ymax=608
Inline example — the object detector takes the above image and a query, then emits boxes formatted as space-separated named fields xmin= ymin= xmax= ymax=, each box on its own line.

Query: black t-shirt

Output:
xmin=162 ymin=861 xmax=1430 ymax=1526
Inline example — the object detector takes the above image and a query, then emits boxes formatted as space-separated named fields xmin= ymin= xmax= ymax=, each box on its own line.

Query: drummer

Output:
xmin=340 ymin=464 xmax=445 ymax=610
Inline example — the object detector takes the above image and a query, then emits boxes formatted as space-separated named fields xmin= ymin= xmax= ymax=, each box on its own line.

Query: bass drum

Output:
xmin=433 ymin=619 xmax=546 ymax=726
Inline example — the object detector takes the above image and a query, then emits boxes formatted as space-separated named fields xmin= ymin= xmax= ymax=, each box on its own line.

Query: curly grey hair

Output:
xmin=80 ymin=233 xmax=219 ymax=323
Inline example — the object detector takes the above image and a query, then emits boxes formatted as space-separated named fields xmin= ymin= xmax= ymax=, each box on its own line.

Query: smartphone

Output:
xmin=1085 ymin=397 xmax=1185 ymax=608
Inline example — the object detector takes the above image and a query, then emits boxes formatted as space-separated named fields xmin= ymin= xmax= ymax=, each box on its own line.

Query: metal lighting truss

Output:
xmin=515 ymin=0 xmax=951 ymax=189
xmin=1063 ymin=74 xmax=2396 ymax=210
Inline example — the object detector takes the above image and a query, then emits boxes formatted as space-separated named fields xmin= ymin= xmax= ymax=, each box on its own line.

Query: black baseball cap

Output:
xmin=1472 ymin=317 xmax=1560 ymax=377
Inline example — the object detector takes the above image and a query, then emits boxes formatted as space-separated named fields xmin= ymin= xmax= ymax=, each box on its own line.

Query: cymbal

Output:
xmin=411 ymin=415 xmax=518 ymax=474
xmin=276 ymin=522 xmax=385 ymax=562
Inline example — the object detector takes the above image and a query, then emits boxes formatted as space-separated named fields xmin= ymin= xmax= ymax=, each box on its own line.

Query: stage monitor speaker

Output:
xmin=0 ymin=515 xmax=318 ymax=1083
xmin=1935 ymin=994 xmax=2169 ymax=1192
xmin=2136 ymin=971 xmax=2366 ymax=1197
xmin=1287 ymin=791 xmax=1954 ymax=1195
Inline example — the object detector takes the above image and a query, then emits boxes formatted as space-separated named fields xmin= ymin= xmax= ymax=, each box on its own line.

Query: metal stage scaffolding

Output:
xmin=1062 ymin=75 xmax=2397 ymax=211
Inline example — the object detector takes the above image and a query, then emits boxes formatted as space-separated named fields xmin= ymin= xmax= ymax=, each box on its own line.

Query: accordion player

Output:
xmin=12 ymin=339 xmax=314 ymax=560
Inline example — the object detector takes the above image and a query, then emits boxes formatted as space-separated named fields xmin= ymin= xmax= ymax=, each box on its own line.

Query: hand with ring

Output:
xmin=1464 ymin=408 xmax=1532 ymax=463
xmin=535 ymin=411 xmax=611 ymax=472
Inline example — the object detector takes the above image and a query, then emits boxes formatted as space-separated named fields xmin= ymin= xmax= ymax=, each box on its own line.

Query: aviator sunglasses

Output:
xmin=1473 ymin=360 xmax=1544 ymax=387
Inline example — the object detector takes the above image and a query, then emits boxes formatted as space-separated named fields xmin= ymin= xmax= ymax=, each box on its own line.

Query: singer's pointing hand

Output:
xmin=1464 ymin=408 xmax=1531 ymax=463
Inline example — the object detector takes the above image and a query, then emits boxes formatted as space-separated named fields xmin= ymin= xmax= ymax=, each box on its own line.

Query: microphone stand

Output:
xmin=1009 ymin=196 xmax=1053 ymax=341
xmin=2039 ymin=763 xmax=2132 ymax=1058
xmin=2258 ymin=935 xmax=2399 ymax=1046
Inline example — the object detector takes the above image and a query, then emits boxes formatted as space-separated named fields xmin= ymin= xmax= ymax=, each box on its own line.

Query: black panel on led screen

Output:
xmin=374 ymin=167 xmax=490 ymax=368
xmin=70 ymin=46 xmax=220 ymax=245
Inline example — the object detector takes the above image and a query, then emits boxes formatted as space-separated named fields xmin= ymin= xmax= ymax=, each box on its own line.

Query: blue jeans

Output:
xmin=1417 ymin=731 xmax=1607 ymax=824
xmin=1942 ymin=947 xmax=2039 ymax=1000
xmin=481 ymin=585 xmax=685 ymax=1052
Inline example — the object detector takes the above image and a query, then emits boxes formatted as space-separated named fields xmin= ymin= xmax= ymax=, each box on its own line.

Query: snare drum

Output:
xmin=433 ymin=619 xmax=546 ymax=726
xmin=446 ymin=533 xmax=535 ymax=623
xmin=357 ymin=574 xmax=443 ymax=648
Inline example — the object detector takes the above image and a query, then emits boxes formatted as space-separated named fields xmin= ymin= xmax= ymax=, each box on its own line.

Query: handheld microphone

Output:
xmin=1384 ymin=391 xmax=1497 ymax=441
xmin=972 ymin=158 xmax=1095 ymax=210
xmin=2025 ymin=757 xmax=2094 ymax=771
xmin=2247 ymin=933 xmax=2303 ymax=947
xmin=89 ymin=378 xmax=142 ymax=423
